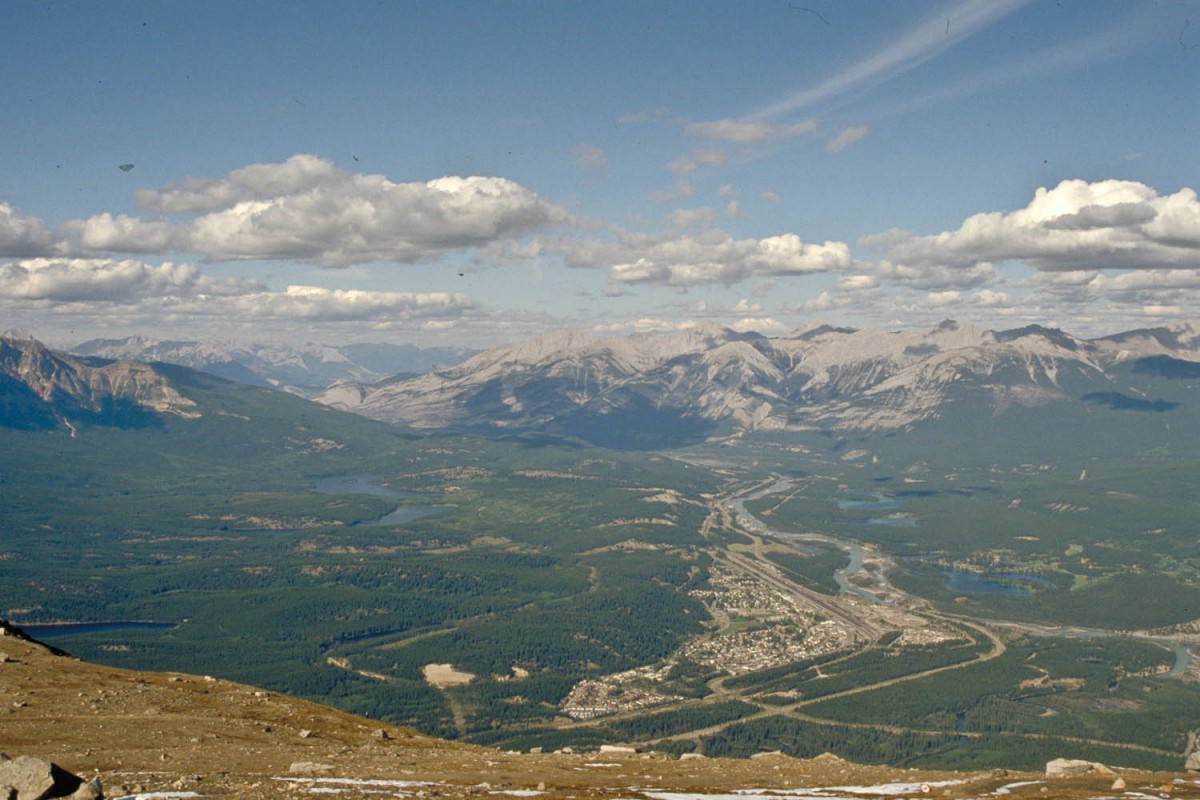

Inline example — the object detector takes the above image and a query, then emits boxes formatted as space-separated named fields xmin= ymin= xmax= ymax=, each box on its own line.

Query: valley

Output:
xmin=4 ymin=325 xmax=1200 ymax=774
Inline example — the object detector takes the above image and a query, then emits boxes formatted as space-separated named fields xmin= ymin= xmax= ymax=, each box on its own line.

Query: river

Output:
xmin=726 ymin=477 xmax=883 ymax=602
xmin=723 ymin=476 xmax=1197 ymax=676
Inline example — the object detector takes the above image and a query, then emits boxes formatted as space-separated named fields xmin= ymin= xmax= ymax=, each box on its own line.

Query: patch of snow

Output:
xmin=643 ymin=781 xmax=967 ymax=800
xmin=275 ymin=777 xmax=433 ymax=788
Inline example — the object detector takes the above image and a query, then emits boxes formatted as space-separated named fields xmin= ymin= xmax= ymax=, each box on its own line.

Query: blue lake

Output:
xmin=17 ymin=621 xmax=176 ymax=639
xmin=365 ymin=504 xmax=450 ymax=527
xmin=312 ymin=474 xmax=415 ymax=498
xmin=834 ymin=492 xmax=899 ymax=512
xmin=313 ymin=474 xmax=447 ymax=527
xmin=866 ymin=515 xmax=918 ymax=528
xmin=944 ymin=569 xmax=1055 ymax=597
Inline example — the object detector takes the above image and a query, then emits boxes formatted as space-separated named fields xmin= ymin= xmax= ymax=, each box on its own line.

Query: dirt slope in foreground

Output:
xmin=1 ymin=622 xmax=1196 ymax=800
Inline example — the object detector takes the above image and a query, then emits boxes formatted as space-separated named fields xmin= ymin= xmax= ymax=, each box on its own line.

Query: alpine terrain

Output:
xmin=317 ymin=320 xmax=1200 ymax=448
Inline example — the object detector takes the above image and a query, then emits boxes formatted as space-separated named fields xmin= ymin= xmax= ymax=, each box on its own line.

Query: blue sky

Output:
xmin=2 ymin=0 xmax=1199 ymax=348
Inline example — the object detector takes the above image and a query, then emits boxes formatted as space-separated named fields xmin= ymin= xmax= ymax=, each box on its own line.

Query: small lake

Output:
xmin=944 ymin=569 xmax=1055 ymax=597
xmin=313 ymin=474 xmax=448 ymax=527
xmin=866 ymin=515 xmax=918 ymax=528
xmin=313 ymin=474 xmax=415 ymax=498
xmin=365 ymin=504 xmax=450 ymax=527
xmin=16 ymin=621 xmax=176 ymax=639
xmin=834 ymin=492 xmax=899 ymax=512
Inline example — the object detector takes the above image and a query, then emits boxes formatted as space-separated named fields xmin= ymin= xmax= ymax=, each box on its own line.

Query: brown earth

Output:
xmin=1 ymin=622 xmax=1197 ymax=800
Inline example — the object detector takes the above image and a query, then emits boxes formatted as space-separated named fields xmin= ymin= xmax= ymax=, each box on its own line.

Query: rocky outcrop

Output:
xmin=0 ymin=754 xmax=102 ymax=799
xmin=0 ymin=335 xmax=199 ymax=429
xmin=1045 ymin=758 xmax=1115 ymax=778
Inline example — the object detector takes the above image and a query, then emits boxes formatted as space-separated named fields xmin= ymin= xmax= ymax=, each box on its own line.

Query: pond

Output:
xmin=834 ymin=492 xmax=899 ymax=512
xmin=312 ymin=474 xmax=415 ymax=498
xmin=944 ymin=569 xmax=1055 ymax=597
xmin=313 ymin=473 xmax=448 ymax=527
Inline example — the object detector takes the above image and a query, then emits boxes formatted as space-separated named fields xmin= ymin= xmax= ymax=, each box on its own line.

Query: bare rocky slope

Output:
xmin=0 ymin=333 xmax=199 ymax=429
xmin=3 ymin=621 xmax=1196 ymax=800
xmin=317 ymin=320 xmax=1200 ymax=447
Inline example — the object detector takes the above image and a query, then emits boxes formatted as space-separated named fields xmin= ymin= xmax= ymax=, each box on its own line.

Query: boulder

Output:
xmin=1187 ymin=749 xmax=1200 ymax=772
xmin=0 ymin=754 xmax=100 ymax=799
xmin=288 ymin=762 xmax=334 ymax=774
xmin=1045 ymin=758 xmax=1112 ymax=778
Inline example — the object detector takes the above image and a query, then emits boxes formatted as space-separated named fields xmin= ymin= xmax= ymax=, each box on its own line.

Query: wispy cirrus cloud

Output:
xmin=750 ymin=0 xmax=1032 ymax=120
xmin=865 ymin=15 xmax=1158 ymax=122
xmin=826 ymin=125 xmax=869 ymax=154
xmin=684 ymin=118 xmax=817 ymax=145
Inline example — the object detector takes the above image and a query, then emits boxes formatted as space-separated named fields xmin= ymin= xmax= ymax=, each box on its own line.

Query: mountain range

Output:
xmin=5 ymin=321 xmax=1199 ymax=448
xmin=70 ymin=335 xmax=476 ymax=396
xmin=315 ymin=320 xmax=1200 ymax=448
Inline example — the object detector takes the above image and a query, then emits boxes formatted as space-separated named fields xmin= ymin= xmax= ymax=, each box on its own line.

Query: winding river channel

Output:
xmin=727 ymin=477 xmax=880 ymax=602
xmin=723 ymin=475 xmax=1195 ymax=675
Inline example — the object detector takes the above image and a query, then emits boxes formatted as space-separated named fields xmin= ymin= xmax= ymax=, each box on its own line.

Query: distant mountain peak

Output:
xmin=69 ymin=335 xmax=477 ymax=396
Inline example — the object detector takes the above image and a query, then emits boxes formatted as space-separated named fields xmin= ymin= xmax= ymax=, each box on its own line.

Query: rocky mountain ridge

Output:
xmin=316 ymin=320 xmax=1200 ymax=447
xmin=71 ymin=335 xmax=476 ymax=396
xmin=0 ymin=333 xmax=199 ymax=429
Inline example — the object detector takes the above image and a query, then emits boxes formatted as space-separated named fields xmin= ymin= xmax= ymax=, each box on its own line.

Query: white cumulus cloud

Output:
xmin=129 ymin=154 xmax=567 ymax=267
xmin=870 ymin=179 xmax=1200 ymax=280
xmin=0 ymin=203 xmax=57 ymax=257
xmin=558 ymin=229 xmax=853 ymax=287
xmin=0 ymin=257 xmax=258 ymax=302
xmin=224 ymin=285 xmax=473 ymax=321
xmin=65 ymin=213 xmax=184 ymax=254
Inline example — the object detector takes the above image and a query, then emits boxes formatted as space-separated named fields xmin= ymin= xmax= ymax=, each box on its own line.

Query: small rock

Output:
xmin=1112 ymin=777 xmax=1127 ymax=790
xmin=299 ymin=729 xmax=315 ymax=739
xmin=680 ymin=752 xmax=706 ymax=761
xmin=68 ymin=775 xmax=103 ymax=800
xmin=751 ymin=750 xmax=784 ymax=759
xmin=372 ymin=728 xmax=390 ymax=741
xmin=1187 ymin=750 xmax=1200 ymax=772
